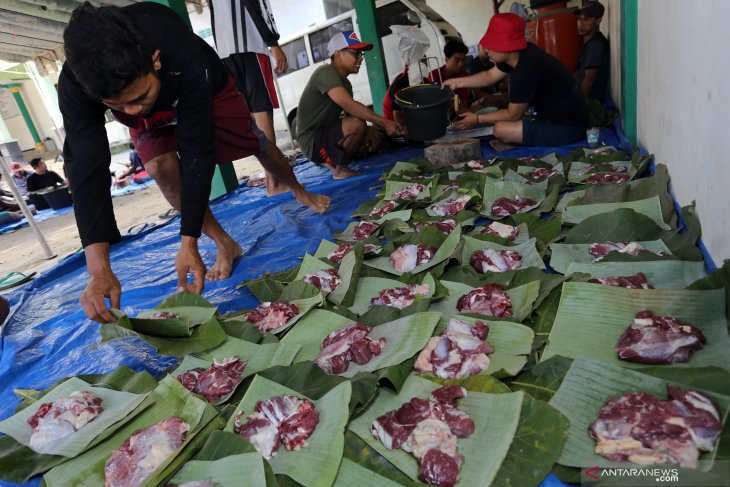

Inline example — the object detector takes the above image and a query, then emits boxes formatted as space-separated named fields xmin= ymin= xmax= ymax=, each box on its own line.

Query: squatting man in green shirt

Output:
xmin=296 ymin=31 xmax=405 ymax=179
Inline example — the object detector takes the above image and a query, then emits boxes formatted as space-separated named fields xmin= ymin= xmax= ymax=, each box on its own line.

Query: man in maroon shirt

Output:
xmin=60 ymin=3 xmax=329 ymax=323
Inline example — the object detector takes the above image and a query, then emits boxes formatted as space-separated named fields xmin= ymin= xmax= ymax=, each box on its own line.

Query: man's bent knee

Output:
xmin=144 ymin=151 xmax=178 ymax=178
xmin=341 ymin=116 xmax=366 ymax=137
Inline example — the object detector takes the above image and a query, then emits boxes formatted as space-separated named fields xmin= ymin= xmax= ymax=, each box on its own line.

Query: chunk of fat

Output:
xmin=487 ymin=221 xmax=516 ymax=239
xmin=247 ymin=422 xmax=280 ymax=459
xmin=414 ymin=338 xmax=440 ymax=373
xmin=402 ymin=419 xmax=457 ymax=459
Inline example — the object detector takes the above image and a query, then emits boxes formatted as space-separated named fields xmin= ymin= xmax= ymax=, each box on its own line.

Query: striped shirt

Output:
xmin=210 ymin=0 xmax=280 ymax=57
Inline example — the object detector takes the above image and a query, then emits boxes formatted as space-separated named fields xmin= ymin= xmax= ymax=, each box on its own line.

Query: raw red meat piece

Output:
xmin=371 ymin=386 xmax=473 ymax=487
xmin=150 ymin=311 xmax=178 ymax=319
xmin=370 ymin=283 xmax=430 ymax=309
xmin=491 ymin=195 xmax=537 ymax=217
xmin=456 ymin=284 xmax=512 ymax=317
xmin=588 ymin=272 xmax=654 ymax=289
xmin=480 ymin=221 xmax=519 ymax=241
xmin=470 ymin=248 xmax=523 ymax=273
xmin=582 ymin=172 xmax=630 ymax=184
xmin=315 ymin=323 xmax=386 ymax=374
xmin=353 ymin=221 xmax=380 ymax=240
xmin=327 ymin=243 xmax=381 ymax=264
xmin=588 ymin=242 xmax=669 ymax=261
xmin=392 ymin=183 xmax=427 ymax=201
xmin=303 ymin=268 xmax=341 ymax=294
xmin=428 ymin=195 xmax=471 ymax=217
xmin=522 ymin=168 xmax=558 ymax=182
xmin=389 ymin=244 xmax=437 ymax=273
xmin=368 ymin=200 xmax=398 ymax=218
xmin=27 ymin=391 xmax=104 ymax=452
xmin=615 ymin=310 xmax=706 ymax=364
xmin=234 ymin=395 xmax=319 ymax=459
xmin=589 ymin=385 xmax=722 ymax=468
xmin=466 ymin=160 xmax=484 ymax=169
xmin=104 ymin=417 xmax=189 ymax=487
xmin=577 ymin=163 xmax=628 ymax=175
xmin=176 ymin=356 xmax=247 ymax=404
xmin=414 ymin=319 xmax=493 ymax=379
xmin=414 ymin=220 xmax=457 ymax=234
xmin=246 ymin=301 xmax=299 ymax=332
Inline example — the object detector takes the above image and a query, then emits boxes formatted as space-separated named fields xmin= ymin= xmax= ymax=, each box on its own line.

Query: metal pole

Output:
xmin=0 ymin=157 xmax=55 ymax=259
xmin=25 ymin=61 xmax=65 ymax=151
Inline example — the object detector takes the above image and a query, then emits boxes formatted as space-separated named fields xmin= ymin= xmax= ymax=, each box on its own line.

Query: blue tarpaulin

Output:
xmin=0 ymin=127 xmax=632 ymax=486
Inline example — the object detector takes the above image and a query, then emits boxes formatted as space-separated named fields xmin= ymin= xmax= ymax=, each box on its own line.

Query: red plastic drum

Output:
xmin=527 ymin=2 xmax=581 ymax=73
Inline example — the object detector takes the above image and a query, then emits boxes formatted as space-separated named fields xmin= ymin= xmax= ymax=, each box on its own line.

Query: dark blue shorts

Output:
xmin=522 ymin=117 xmax=586 ymax=147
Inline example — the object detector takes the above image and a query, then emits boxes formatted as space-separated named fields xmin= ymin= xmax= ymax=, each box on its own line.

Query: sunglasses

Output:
xmin=342 ymin=49 xmax=364 ymax=58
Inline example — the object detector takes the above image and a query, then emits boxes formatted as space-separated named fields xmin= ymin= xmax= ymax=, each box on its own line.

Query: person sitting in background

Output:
xmin=466 ymin=42 xmax=509 ymax=110
xmin=0 ymin=209 xmax=24 ymax=225
xmin=426 ymin=39 xmax=471 ymax=108
xmin=0 ymin=295 xmax=8 ymax=325
xmin=382 ymin=25 xmax=431 ymax=129
xmin=10 ymin=162 xmax=32 ymax=197
xmin=574 ymin=1 xmax=609 ymax=99
xmin=26 ymin=158 xmax=67 ymax=193
xmin=296 ymin=31 xmax=403 ymax=179
xmin=443 ymin=13 xmax=588 ymax=150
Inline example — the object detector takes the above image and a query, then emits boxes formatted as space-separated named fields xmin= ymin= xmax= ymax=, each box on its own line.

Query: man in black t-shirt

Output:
xmin=60 ymin=3 xmax=329 ymax=323
xmin=26 ymin=158 xmax=67 ymax=193
xmin=574 ymin=2 xmax=610 ymax=99
xmin=443 ymin=13 xmax=588 ymax=148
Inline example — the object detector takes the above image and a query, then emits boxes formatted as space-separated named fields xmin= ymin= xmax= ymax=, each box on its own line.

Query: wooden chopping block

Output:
xmin=424 ymin=138 xmax=481 ymax=167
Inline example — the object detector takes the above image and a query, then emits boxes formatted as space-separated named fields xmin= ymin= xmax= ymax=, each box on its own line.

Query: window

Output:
xmin=309 ymin=18 xmax=354 ymax=64
xmin=323 ymin=0 xmax=353 ymax=19
xmin=375 ymin=1 xmax=419 ymax=37
xmin=279 ymin=37 xmax=309 ymax=76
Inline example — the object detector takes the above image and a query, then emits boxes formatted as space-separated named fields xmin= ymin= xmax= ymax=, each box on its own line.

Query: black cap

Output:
xmin=574 ymin=2 xmax=605 ymax=17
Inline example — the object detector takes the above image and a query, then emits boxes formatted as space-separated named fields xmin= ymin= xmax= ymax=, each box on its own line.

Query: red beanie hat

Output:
xmin=479 ymin=13 xmax=527 ymax=52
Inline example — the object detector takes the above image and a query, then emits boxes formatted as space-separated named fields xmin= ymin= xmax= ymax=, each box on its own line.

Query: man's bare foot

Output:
xmin=247 ymin=177 xmax=265 ymax=187
xmin=332 ymin=165 xmax=360 ymax=179
xmin=296 ymin=191 xmax=331 ymax=214
xmin=488 ymin=138 xmax=516 ymax=153
xmin=264 ymin=171 xmax=289 ymax=196
xmin=206 ymin=239 xmax=243 ymax=281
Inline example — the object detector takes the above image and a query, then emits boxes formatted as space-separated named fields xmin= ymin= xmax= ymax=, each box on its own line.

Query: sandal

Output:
xmin=0 ymin=271 xmax=37 ymax=291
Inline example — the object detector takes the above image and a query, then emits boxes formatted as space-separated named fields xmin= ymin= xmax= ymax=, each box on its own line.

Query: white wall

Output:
xmin=636 ymin=0 xmax=730 ymax=263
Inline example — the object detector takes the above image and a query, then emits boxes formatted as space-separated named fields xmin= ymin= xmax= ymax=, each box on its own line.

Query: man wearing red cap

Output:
xmin=296 ymin=31 xmax=404 ymax=179
xmin=445 ymin=13 xmax=588 ymax=149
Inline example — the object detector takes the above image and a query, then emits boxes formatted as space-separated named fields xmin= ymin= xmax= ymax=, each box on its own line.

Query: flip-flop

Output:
xmin=0 ymin=271 xmax=37 ymax=291
xmin=158 ymin=208 xmax=179 ymax=220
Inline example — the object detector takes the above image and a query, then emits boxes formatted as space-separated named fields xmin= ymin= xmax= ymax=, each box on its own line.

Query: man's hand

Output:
xmin=453 ymin=112 xmax=478 ymax=130
xmin=270 ymin=46 xmax=288 ymax=75
xmin=442 ymin=78 xmax=461 ymax=91
xmin=383 ymin=120 xmax=404 ymax=137
xmin=176 ymin=236 xmax=206 ymax=294
xmin=81 ymin=242 xmax=121 ymax=323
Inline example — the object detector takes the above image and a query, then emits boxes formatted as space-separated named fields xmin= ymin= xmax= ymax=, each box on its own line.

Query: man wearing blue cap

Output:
xmin=296 ymin=31 xmax=404 ymax=179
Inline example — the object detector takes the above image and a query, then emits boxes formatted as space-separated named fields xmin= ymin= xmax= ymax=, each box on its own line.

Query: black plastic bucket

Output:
xmin=395 ymin=84 xmax=452 ymax=141
xmin=41 ymin=187 xmax=73 ymax=210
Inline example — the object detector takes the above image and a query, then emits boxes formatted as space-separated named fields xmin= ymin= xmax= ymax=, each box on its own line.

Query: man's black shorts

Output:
xmin=223 ymin=52 xmax=279 ymax=113
xmin=311 ymin=119 xmax=345 ymax=166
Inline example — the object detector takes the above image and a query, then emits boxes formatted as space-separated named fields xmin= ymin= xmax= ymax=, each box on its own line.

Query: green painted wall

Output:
xmin=354 ymin=0 xmax=389 ymax=115
xmin=621 ymin=0 xmax=638 ymax=145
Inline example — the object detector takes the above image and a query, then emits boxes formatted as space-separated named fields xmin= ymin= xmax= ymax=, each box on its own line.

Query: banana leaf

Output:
xmin=242 ymin=265 xmax=302 ymax=299
xmin=254 ymin=361 xmax=378 ymax=416
xmin=348 ymin=274 xmax=437 ymax=316
xmin=507 ymin=355 xmax=573 ymax=402
xmin=334 ymin=211 xmax=414 ymax=241
xmin=314 ymin=239 xmax=383 ymax=264
xmin=218 ymin=318 xmax=264 ymax=343
xmin=0 ymin=377 xmax=148 ymax=457
xmin=567 ymin=160 xmax=634 ymax=183
xmin=383 ymin=180 xmax=433 ymax=201
xmin=481 ymin=179 xmax=546 ymax=219
xmin=548 ymin=239 xmax=673 ymax=274
xmin=549 ymin=356 xmax=730 ymax=470
xmin=467 ymin=222 xmax=531 ymax=245
xmin=281 ymin=310 xmax=440 ymax=378
xmin=364 ymin=224 xmax=461 ymax=277
xmin=334 ymin=457 xmax=405 ymax=487
xmin=687 ymin=260 xmax=730 ymax=320
xmin=172 ymin=339 xmax=301 ymax=404
xmin=294 ymin=252 xmax=359 ymax=307
xmin=506 ymin=213 xmax=563 ymax=244
xmin=429 ymin=280 xmax=540 ymax=322
xmin=242 ymin=281 xmax=324 ymax=335
xmin=428 ymin=314 xmax=534 ymax=378
xmin=98 ymin=310 xmax=228 ymax=357
xmin=516 ymin=162 xmax=566 ymax=178
xmin=566 ymin=260 xmax=707 ymax=289
xmin=562 ymin=195 xmax=672 ymax=230
xmin=542 ymin=282 xmax=730 ymax=372
xmin=385 ymin=161 xmax=421 ymax=179
xmin=224 ymin=376 xmax=351 ymax=487
xmin=460 ymin=236 xmax=546 ymax=271
xmin=502 ymin=169 xmax=550 ymax=189
xmin=349 ymin=375 xmax=524 ymax=486
xmin=43 ymin=375 xmax=219 ymax=487
xmin=169 ymin=453 xmax=267 ymax=487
